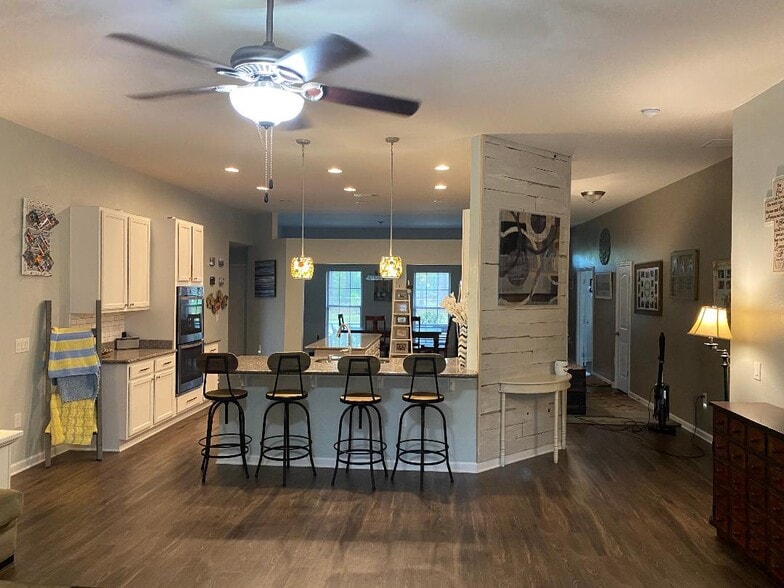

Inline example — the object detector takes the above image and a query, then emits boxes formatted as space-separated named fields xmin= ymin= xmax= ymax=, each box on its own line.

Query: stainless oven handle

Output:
xmin=179 ymin=341 xmax=204 ymax=350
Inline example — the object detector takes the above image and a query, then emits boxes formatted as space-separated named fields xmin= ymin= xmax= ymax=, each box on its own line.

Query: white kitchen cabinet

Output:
xmin=176 ymin=219 xmax=204 ymax=285
xmin=128 ymin=372 xmax=154 ymax=437
xmin=153 ymin=368 xmax=176 ymax=424
xmin=69 ymin=207 xmax=151 ymax=314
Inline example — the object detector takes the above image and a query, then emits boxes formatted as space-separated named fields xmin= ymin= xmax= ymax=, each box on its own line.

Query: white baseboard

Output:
xmin=627 ymin=389 xmax=712 ymax=444
xmin=588 ymin=371 xmax=614 ymax=386
xmin=108 ymin=403 xmax=211 ymax=453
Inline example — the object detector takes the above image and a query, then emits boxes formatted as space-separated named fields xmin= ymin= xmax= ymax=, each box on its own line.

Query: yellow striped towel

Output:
xmin=48 ymin=327 xmax=100 ymax=379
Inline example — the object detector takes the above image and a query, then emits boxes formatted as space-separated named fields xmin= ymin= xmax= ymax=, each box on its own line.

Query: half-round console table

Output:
xmin=498 ymin=374 xmax=571 ymax=466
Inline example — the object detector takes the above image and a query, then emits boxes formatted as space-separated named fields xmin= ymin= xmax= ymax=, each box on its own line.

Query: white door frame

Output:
xmin=614 ymin=261 xmax=633 ymax=392
xmin=575 ymin=268 xmax=594 ymax=370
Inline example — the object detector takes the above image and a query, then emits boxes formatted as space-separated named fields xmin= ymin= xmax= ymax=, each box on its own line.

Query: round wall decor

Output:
xmin=599 ymin=228 xmax=611 ymax=265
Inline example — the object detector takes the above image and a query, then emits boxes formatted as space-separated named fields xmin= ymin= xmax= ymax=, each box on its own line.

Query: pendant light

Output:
xmin=379 ymin=136 xmax=402 ymax=279
xmin=290 ymin=138 xmax=314 ymax=279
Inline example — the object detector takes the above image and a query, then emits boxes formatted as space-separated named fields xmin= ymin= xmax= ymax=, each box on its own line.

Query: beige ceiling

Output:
xmin=1 ymin=0 xmax=783 ymax=227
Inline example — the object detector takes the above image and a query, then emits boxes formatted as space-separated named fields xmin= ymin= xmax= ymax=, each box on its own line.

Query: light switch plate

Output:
xmin=15 ymin=337 xmax=29 ymax=353
xmin=754 ymin=361 xmax=762 ymax=381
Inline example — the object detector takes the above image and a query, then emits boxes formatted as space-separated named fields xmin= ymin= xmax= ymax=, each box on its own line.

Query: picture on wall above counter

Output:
xmin=670 ymin=249 xmax=699 ymax=300
xmin=498 ymin=209 xmax=561 ymax=306
xmin=21 ymin=198 xmax=58 ymax=276
xmin=634 ymin=260 xmax=663 ymax=315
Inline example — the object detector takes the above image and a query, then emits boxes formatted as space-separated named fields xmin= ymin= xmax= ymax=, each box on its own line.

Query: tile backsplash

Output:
xmin=70 ymin=312 xmax=126 ymax=343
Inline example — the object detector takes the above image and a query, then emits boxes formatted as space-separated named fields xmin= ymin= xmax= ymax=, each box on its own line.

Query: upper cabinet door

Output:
xmin=176 ymin=220 xmax=192 ymax=283
xmin=100 ymin=209 xmax=128 ymax=311
xmin=190 ymin=224 xmax=204 ymax=283
xmin=127 ymin=215 xmax=151 ymax=310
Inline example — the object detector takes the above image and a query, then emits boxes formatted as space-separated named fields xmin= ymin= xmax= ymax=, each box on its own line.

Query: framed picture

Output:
xmin=498 ymin=209 xmax=562 ymax=306
xmin=594 ymin=272 xmax=613 ymax=300
xmin=394 ymin=289 xmax=409 ymax=301
xmin=634 ymin=261 xmax=663 ymax=315
xmin=21 ymin=198 xmax=58 ymax=276
xmin=393 ymin=341 xmax=410 ymax=353
xmin=373 ymin=279 xmax=392 ymax=302
xmin=254 ymin=260 xmax=276 ymax=298
xmin=713 ymin=259 xmax=731 ymax=307
xmin=670 ymin=249 xmax=699 ymax=300
xmin=394 ymin=301 xmax=409 ymax=314
xmin=393 ymin=326 xmax=409 ymax=339
xmin=395 ymin=315 xmax=410 ymax=325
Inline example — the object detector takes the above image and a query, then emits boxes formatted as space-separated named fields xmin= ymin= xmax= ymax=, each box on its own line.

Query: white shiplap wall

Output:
xmin=468 ymin=136 xmax=571 ymax=465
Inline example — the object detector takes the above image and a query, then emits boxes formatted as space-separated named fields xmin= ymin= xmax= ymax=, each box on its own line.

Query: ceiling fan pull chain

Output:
xmin=268 ymin=125 xmax=274 ymax=190
xmin=257 ymin=123 xmax=274 ymax=202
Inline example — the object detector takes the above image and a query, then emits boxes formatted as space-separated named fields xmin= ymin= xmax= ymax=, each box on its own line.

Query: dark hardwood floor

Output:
xmin=0 ymin=389 xmax=772 ymax=587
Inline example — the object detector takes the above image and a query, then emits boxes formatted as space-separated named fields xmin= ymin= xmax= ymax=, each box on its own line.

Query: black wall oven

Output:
xmin=176 ymin=286 xmax=204 ymax=394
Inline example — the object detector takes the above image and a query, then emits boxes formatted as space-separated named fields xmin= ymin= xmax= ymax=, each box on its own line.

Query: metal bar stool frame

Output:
xmin=197 ymin=353 xmax=251 ymax=484
xmin=391 ymin=353 xmax=454 ymax=491
xmin=331 ymin=356 xmax=388 ymax=491
xmin=255 ymin=352 xmax=317 ymax=486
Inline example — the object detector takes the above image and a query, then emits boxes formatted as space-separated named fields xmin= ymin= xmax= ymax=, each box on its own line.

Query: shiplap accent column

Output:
xmin=468 ymin=135 xmax=571 ymax=465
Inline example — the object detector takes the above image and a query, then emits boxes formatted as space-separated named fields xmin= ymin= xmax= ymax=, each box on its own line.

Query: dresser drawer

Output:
xmin=713 ymin=486 xmax=730 ymax=535
xmin=729 ymin=418 xmax=747 ymax=445
xmin=770 ymin=490 xmax=784 ymax=527
xmin=714 ymin=460 xmax=730 ymax=488
xmin=749 ymin=479 xmax=767 ymax=512
xmin=730 ymin=468 xmax=747 ymax=496
xmin=731 ymin=492 xmax=748 ymax=524
xmin=771 ymin=464 xmax=784 ymax=493
xmin=770 ymin=521 xmax=784 ymax=553
xmin=770 ymin=549 xmax=784 ymax=584
xmin=748 ymin=424 xmax=767 ymax=455
xmin=748 ymin=453 xmax=766 ymax=483
xmin=713 ymin=434 xmax=729 ymax=463
xmin=729 ymin=442 xmax=746 ymax=471
xmin=749 ymin=506 xmax=768 ymax=541
xmin=748 ymin=533 xmax=767 ymax=566
xmin=770 ymin=435 xmax=784 ymax=467
xmin=714 ymin=409 xmax=729 ymax=436
xmin=730 ymin=520 xmax=748 ymax=550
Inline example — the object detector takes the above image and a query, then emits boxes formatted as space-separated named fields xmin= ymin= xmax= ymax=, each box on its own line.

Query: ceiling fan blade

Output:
xmin=107 ymin=33 xmax=236 ymax=74
xmin=321 ymin=86 xmax=420 ymax=116
xmin=127 ymin=86 xmax=237 ymax=101
xmin=277 ymin=113 xmax=312 ymax=131
xmin=275 ymin=34 xmax=369 ymax=81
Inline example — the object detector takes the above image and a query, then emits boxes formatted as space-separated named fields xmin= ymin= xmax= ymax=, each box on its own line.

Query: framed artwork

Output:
xmin=498 ymin=209 xmax=562 ymax=306
xmin=634 ymin=261 xmax=663 ymax=315
xmin=394 ymin=301 xmax=409 ymax=314
xmin=254 ymin=260 xmax=276 ymax=298
xmin=713 ymin=259 xmax=731 ymax=307
xmin=594 ymin=272 xmax=613 ymax=300
xmin=21 ymin=198 xmax=58 ymax=276
xmin=670 ymin=249 xmax=699 ymax=300
xmin=394 ymin=289 xmax=409 ymax=301
xmin=393 ymin=326 xmax=409 ymax=339
xmin=373 ymin=279 xmax=392 ymax=302
xmin=393 ymin=341 xmax=410 ymax=353
xmin=395 ymin=315 xmax=410 ymax=325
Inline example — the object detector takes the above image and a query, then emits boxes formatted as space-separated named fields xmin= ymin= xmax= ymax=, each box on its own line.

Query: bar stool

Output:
xmin=255 ymin=352 xmax=316 ymax=486
xmin=196 ymin=353 xmax=251 ymax=484
xmin=392 ymin=353 xmax=454 ymax=491
xmin=331 ymin=355 xmax=387 ymax=491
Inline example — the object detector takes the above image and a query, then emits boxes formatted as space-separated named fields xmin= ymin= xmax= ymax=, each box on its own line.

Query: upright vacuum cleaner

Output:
xmin=648 ymin=332 xmax=680 ymax=434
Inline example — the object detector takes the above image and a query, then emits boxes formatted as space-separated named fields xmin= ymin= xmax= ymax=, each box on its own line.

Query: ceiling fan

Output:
xmin=107 ymin=0 xmax=421 ymax=127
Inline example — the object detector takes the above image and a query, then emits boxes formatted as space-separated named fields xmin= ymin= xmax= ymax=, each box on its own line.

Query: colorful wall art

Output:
xmin=21 ymin=198 xmax=58 ymax=276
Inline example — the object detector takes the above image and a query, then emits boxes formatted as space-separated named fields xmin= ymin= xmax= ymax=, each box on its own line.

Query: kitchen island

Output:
xmin=223 ymin=356 xmax=481 ymax=473
xmin=304 ymin=333 xmax=381 ymax=358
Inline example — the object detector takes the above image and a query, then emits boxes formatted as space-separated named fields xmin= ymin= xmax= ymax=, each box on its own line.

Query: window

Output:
xmin=326 ymin=270 xmax=362 ymax=334
xmin=412 ymin=272 xmax=450 ymax=330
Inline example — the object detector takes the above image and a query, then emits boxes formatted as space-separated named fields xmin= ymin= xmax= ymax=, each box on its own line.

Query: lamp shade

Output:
xmin=688 ymin=306 xmax=732 ymax=340
xmin=290 ymin=256 xmax=314 ymax=280
xmin=229 ymin=82 xmax=304 ymax=125
xmin=379 ymin=255 xmax=402 ymax=279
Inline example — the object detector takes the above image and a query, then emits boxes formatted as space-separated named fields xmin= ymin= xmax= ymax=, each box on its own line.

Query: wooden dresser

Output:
xmin=711 ymin=401 xmax=784 ymax=583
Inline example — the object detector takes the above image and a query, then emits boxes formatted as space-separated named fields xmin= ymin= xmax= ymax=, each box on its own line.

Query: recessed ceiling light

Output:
xmin=327 ymin=167 xmax=343 ymax=174
xmin=640 ymin=107 xmax=661 ymax=118
xmin=224 ymin=166 xmax=240 ymax=173
xmin=434 ymin=164 xmax=450 ymax=171
xmin=434 ymin=183 xmax=447 ymax=190
xmin=344 ymin=186 xmax=356 ymax=192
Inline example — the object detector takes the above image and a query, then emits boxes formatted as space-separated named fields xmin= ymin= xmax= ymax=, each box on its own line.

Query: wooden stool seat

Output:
xmin=340 ymin=393 xmax=382 ymax=404
xmin=205 ymin=388 xmax=248 ymax=401
xmin=264 ymin=389 xmax=306 ymax=400
xmin=400 ymin=391 xmax=443 ymax=403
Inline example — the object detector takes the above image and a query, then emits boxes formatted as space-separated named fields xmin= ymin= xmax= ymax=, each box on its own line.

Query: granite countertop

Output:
xmin=101 ymin=348 xmax=176 ymax=364
xmin=304 ymin=333 xmax=381 ymax=351
xmin=236 ymin=355 xmax=477 ymax=378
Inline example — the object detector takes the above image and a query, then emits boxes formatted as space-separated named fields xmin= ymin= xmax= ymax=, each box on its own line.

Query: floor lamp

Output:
xmin=687 ymin=305 xmax=732 ymax=401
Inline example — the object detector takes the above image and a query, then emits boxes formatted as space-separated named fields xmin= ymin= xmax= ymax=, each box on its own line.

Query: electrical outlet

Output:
xmin=15 ymin=337 xmax=29 ymax=353
xmin=754 ymin=361 xmax=762 ymax=382
xmin=13 ymin=413 xmax=21 ymax=428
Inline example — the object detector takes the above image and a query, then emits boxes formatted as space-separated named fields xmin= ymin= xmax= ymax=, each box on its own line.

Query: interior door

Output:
xmin=575 ymin=269 xmax=594 ymax=370
xmin=614 ymin=261 xmax=632 ymax=392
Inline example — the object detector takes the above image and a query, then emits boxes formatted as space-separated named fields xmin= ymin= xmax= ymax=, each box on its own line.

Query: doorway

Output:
xmin=614 ymin=261 xmax=632 ymax=392
xmin=575 ymin=269 xmax=594 ymax=371
xmin=228 ymin=243 xmax=249 ymax=355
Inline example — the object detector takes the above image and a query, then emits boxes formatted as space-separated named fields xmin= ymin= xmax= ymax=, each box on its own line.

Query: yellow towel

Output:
xmin=45 ymin=393 xmax=97 ymax=446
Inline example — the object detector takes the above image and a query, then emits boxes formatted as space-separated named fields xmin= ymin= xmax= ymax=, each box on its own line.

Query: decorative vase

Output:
xmin=457 ymin=324 xmax=468 ymax=369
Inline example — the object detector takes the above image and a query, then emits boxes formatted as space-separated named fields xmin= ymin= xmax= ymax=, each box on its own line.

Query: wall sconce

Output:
xmin=687 ymin=305 xmax=732 ymax=401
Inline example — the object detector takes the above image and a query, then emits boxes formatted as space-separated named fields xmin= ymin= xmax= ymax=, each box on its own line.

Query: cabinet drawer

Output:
xmin=176 ymin=388 xmax=203 ymax=413
xmin=730 ymin=520 xmax=748 ymax=550
xmin=730 ymin=468 xmax=746 ymax=496
xmin=729 ymin=417 xmax=746 ymax=445
xmin=748 ymin=453 xmax=766 ymax=483
xmin=770 ymin=464 xmax=784 ymax=492
xmin=154 ymin=354 xmax=176 ymax=372
xmin=769 ymin=435 xmax=784 ymax=466
xmin=129 ymin=360 xmax=155 ymax=380
xmin=713 ymin=486 xmax=729 ymax=534
xmin=770 ymin=490 xmax=784 ymax=527
xmin=713 ymin=409 xmax=729 ymax=436
xmin=713 ymin=434 xmax=729 ymax=463
xmin=714 ymin=460 xmax=730 ymax=488
xmin=748 ymin=424 xmax=766 ymax=455
xmin=748 ymin=532 xmax=767 ymax=566
xmin=749 ymin=506 xmax=768 ymax=541
xmin=729 ymin=442 xmax=746 ymax=471
xmin=749 ymin=479 xmax=767 ymax=512
xmin=731 ymin=492 xmax=748 ymax=524
xmin=771 ymin=549 xmax=784 ymax=585
xmin=770 ymin=521 xmax=784 ymax=553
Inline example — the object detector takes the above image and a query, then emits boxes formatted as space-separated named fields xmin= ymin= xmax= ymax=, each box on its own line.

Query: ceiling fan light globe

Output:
xmin=229 ymin=82 xmax=304 ymax=125
xmin=580 ymin=190 xmax=605 ymax=204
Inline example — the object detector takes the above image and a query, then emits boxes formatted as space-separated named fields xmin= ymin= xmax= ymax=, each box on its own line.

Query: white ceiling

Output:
xmin=1 ymin=0 xmax=783 ymax=227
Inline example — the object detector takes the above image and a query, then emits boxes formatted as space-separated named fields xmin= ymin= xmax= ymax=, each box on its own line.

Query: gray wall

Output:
xmin=569 ymin=158 xmax=732 ymax=434
xmin=0 ymin=116 xmax=255 ymax=469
